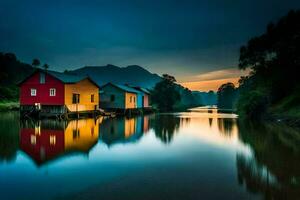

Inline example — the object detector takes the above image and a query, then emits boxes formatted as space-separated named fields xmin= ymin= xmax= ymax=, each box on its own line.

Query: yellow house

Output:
xmin=65 ymin=78 xmax=100 ymax=112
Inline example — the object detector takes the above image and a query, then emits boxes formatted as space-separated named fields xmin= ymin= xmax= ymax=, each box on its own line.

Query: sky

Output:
xmin=1 ymin=0 xmax=300 ymax=91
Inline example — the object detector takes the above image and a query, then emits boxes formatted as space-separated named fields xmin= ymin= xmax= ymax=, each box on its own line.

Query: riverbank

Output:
xmin=0 ymin=101 xmax=19 ymax=112
xmin=269 ymin=111 xmax=300 ymax=129
xmin=269 ymin=94 xmax=300 ymax=128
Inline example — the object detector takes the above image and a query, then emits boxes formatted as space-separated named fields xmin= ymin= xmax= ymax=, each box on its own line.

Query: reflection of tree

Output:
xmin=180 ymin=117 xmax=191 ymax=128
xmin=151 ymin=115 xmax=180 ymax=144
xmin=217 ymin=118 xmax=235 ymax=136
xmin=237 ymin=121 xmax=300 ymax=199
xmin=208 ymin=118 xmax=213 ymax=127
xmin=237 ymin=154 xmax=280 ymax=199
xmin=0 ymin=113 xmax=19 ymax=162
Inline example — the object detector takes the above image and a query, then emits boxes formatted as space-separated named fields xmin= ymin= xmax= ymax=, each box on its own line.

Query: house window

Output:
xmin=130 ymin=96 xmax=132 ymax=103
xmin=30 ymin=135 xmax=36 ymax=145
xmin=91 ymin=94 xmax=94 ymax=102
xmin=40 ymin=72 xmax=45 ymax=84
xmin=110 ymin=95 xmax=115 ymax=102
xmin=50 ymin=88 xmax=56 ymax=96
xmin=50 ymin=135 xmax=56 ymax=145
xmin=72 ymin=94 xmax=80 ymax=104
xmin=31 ymin=88 xmax=37 ymax=96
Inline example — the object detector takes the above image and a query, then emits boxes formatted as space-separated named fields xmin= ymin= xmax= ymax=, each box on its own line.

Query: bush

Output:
xmin=237 ymin=89 xmax=270 ymax=120
xmin=0 ymin=86 xmax=19 ymax=101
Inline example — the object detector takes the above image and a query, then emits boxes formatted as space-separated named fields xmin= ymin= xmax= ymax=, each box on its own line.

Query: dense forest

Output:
xmin=217 ymin=10 xmax=300 ymax=122
xmin=150 ymin=74 xmax=206 ymax=111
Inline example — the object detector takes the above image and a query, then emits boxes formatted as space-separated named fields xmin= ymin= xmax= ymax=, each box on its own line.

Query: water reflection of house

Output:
xmin=100 ymin=116 xmax=150 ymax=146
xmin=20 ymin=118 xmax=101 ymax=166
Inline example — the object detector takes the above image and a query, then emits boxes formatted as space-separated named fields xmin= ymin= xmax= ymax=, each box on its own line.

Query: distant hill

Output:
xmin=192 ymin=91 xmax=217 ymax=105
xmin=0 ymin=53 xmax=34 ymax=86
xmin=1 ymin=52 xmax=213 ymax=107
xmin=0 ymin=52 xmax=34 ymax=100
xmin=69 ymin=64 xmax=162 ymax=89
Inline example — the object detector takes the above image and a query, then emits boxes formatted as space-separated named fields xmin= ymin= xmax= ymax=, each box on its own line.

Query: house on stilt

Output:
xmin=99 ymin=83 xmax=140 ymax=114
xmin=132 ymin=86 xmax=151 ymax=109
xmin=18 ymin=69 xmax=100 ymax=118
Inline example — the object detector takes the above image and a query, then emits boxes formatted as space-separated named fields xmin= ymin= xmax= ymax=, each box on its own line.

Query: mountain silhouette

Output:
xmin=70 ymin=64 xmax=162 ymax=88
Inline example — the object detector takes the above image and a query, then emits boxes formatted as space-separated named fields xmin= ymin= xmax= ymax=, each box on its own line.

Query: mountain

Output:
xmin=1 ymin=52 xmax=210 ymax=107
xmin=69 ymin=64 xmax=162 ymax=89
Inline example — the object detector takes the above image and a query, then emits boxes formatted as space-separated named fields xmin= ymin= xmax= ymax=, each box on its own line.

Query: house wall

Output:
xmin=143 ymin=94 xmax=150 ymax=107
xmin=20 ymin=72 xmax=65 ymax=105
xmin=100 ymin=84 xmax=126 ymax=109
xmin=64 ymin=79 xmax=99 ymax=112
xmin=136 ymin=93 xmax=143 ymax=108
xmin=125 ymin=92 xmax=137 ymax=109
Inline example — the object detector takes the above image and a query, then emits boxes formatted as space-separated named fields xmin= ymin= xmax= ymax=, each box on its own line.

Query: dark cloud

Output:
xmin=1 ymin=0 xmax=300 ymax=80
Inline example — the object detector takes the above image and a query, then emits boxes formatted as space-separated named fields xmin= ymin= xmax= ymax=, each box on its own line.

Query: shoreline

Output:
xmin=0 ymin=101 xmax=19 ymax=112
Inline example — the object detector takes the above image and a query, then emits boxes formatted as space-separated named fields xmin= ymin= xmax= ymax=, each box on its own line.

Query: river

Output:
xmin=0 ymin=107 xmax=299 ymax=200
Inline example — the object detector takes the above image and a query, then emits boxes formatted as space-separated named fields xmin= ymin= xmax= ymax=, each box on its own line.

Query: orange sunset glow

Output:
xmin=181 ymin=77 xmax=240 ymax=92
xmin=180 ymin=68 xmax=250 ymax=91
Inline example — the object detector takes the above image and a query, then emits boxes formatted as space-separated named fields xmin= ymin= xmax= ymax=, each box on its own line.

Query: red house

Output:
xmin=18 ymin=69 xmax=100 ymax=117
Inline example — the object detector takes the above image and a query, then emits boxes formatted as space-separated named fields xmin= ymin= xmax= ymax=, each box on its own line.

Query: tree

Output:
xmin=217 ymin=82 xmax=237 ymax=109
xmin=151 ymin=74 xmax=181 ymax=111
xmin=238 ymin=10 xmax=300 ymax=102
xmin=162 ymin=74 xmax=176 ymax=82
xmin=43 ymin=63 xmax=49 ymax=71
xmin=236 ymin=10 xmax=300 ymax=119
xmin=32 ymin=58 xmax=40 ymax=68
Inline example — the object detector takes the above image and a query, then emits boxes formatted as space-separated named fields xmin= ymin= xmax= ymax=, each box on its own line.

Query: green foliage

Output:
xmin=0 ymin=85 xmax=19 ymax=101
xmin=151 ymin=74 xmax=181 ymax=111
xmin=0 ymin=101 xmax=19 ymax=112
xmin=237 ymin=89 xmax=269 ymax=120
xmin=236 ymin=10 xmax=300 ymax=119
xmin=0 ymin=52 xmax=34 ymax=101
xmin=217 ymin=82 xmax=237 ymax=109
xmin=271 ymin=87 xmax=300 ymax=119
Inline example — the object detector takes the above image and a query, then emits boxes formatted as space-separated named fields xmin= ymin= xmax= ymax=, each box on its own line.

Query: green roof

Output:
xmin=101 ymin=83 xmax=142 ymax=94
xmin=47 ymin=71 xmax=86 ymax=83
xmin=18 ymin=69 xmax=99 ymax=87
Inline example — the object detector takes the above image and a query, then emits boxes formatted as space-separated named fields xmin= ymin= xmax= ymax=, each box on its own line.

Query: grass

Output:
xmin=0 ymin=101 xmax=19 ymax=112
xmin=271 ymin=89 xmax=300 ymax=118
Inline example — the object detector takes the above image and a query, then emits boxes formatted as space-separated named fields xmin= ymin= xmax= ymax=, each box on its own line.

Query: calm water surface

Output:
xmin=0 ymin=107 xmax=299 ymax=200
